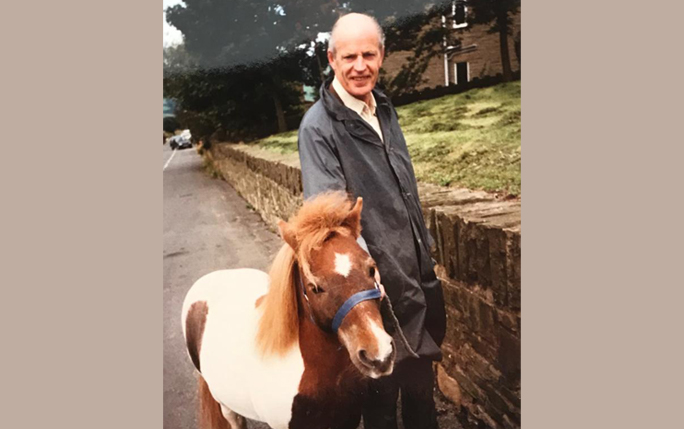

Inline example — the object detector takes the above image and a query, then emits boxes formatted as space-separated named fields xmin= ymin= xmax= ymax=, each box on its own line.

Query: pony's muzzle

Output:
xmin=357 ymin=339 xmax=396 ymax=376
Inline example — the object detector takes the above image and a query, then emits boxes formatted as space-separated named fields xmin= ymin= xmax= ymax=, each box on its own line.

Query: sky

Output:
xmin=163 ymin=0 xmax=185 ymax=47
xmin=163 ymin=1 xmax=331 ymax=50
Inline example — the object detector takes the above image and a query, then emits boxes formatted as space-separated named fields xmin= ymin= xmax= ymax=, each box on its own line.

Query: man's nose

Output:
xmin=353 ymin=57 xmax=366 ymax=71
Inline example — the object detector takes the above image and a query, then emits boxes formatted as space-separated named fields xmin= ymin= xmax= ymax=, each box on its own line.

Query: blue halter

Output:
xmin=331 ymin=286 xmax=382 ymax=333
xmin=299 ymin=271 xmax=382 ymax=333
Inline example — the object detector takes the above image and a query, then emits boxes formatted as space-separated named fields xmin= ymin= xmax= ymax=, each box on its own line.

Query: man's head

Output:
xmin=327 ymin=13 xmax=385 ymax=104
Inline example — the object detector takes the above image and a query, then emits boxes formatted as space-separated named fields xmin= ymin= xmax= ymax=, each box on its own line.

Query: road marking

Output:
xmin=163 ymin=148 xmax=178 ymax=171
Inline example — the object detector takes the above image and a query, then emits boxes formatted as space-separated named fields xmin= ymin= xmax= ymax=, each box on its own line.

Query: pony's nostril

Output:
xmin=358 ymin=348 xmax=393 ymax=372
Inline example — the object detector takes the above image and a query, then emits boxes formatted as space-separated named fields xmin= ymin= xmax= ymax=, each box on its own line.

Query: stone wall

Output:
xmin=206 ymin=143 xmax=304 ymax=229
xmin=206 ymin=143 xmax=521 ymax=428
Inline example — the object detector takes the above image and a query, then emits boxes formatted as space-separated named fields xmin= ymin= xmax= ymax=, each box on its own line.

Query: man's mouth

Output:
xmin=350 ymin=76 xmax=370 ymax=83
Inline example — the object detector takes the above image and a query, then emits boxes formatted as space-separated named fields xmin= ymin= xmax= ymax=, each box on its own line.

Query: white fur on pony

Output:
xmin=334 ymin=252 xmax=352 ymax=277
xmin=370 ymin=319 xmax=394 ymax=362
xmin=182 ymin=269 xmax=305 ymax=429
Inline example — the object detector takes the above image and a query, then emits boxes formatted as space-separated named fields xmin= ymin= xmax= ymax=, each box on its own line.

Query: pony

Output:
xmin=181 ymin=191 xmax=396 ymax=429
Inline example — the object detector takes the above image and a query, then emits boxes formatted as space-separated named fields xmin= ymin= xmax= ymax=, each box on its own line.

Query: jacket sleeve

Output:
xmin=298 ymin=123 xmax=347 ymax=200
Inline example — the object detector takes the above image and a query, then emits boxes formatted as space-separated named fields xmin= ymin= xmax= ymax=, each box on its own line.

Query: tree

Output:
xmin=467 ymin=0 xmax=520 ymax=82
xmin=163 ymin=0 xmax=462 ymax=138
xmin=163 ymin=43 xmax=197 ymax=77
xmin=379 ymin=2 xmax=452 ymax=95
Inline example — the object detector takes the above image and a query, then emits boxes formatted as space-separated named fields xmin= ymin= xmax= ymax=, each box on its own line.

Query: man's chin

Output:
xmin=348 ymin=85 xmax=373 ymax=100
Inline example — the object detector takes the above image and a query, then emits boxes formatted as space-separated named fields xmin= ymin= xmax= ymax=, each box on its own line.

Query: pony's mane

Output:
xmin=255 ymin=191 xmax=359 ymax=356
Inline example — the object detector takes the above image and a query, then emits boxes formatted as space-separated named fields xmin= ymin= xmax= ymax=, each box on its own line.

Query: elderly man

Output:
xmin=297 ymin=12 xmax=446 ymax=429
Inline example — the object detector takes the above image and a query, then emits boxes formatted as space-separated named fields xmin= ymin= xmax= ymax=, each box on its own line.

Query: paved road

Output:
xmin=163 ymin=144 xmax=279 ymax=429
xmin=162 ymin=144 xmax=463 ymax=429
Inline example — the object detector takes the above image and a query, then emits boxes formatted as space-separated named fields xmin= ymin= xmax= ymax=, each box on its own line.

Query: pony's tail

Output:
xmin=198 ymin=375 xmax=230 ymax=429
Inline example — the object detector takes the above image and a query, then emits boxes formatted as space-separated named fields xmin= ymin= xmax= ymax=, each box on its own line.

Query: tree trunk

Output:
xmin=497 ymin=12 xmax=513 ymax=82
xmin=273 ymin=93 xmax=287 ymax=134
xmin=315 ymin=50 xmax=326 ymax=87
xmin=514 ymin=31 xmax=521 ymax=67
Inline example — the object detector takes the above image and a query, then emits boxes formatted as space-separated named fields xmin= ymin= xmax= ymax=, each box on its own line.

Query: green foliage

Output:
xmin=163 ymin=0 xmax=459 ymax=140
xmin=399 ymin=81 xmax=521 ymax=195
xmin=254 ymin=130 xmax=299 ymax=154
xmin=254 ymin=82 xmax=521 ymax=196
xmin=467 ymin=0 xmax=521 ymax=81
xmin=381 ymin=4 xmax=452 ymax=96
xmin=163 ymin=116 xmax=181 ymax=133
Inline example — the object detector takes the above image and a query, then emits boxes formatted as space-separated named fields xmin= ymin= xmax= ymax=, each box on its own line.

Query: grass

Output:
xmin=254 ymin=130 xmax=299 ymax=154
xmin=251 ymin=81 xmax=521 ymax=197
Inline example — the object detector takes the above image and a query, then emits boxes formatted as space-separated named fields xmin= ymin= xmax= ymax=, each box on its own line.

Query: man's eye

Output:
xmin=369 ymin=267 xmax=376 ymax=277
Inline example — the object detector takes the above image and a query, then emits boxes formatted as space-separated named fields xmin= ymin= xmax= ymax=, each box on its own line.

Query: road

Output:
xmin=162 ymin=144 xmax=463 ymax=429
xmin=163 ymin=144 xmax=279 ymax=429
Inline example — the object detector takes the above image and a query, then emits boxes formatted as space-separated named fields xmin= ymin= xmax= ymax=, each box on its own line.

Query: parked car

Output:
xmin=168 ymin=130 xmax=192 ymax=150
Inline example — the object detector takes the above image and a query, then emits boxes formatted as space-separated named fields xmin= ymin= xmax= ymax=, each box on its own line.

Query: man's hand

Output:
xmin=374 ymin=269 xmax=386 ymax=300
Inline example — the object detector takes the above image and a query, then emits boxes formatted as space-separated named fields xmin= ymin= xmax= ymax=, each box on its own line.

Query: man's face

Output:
xmin=327 ymin=30 xmax=384 ymax=103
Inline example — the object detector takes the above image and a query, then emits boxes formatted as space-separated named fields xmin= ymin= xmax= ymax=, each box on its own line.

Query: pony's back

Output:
xmin=181 ymin=268 xmax=305 ymax=429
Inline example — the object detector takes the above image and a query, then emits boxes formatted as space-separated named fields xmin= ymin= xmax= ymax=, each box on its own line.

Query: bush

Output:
xmin=163 ymin=116 xmax=180 ymax=133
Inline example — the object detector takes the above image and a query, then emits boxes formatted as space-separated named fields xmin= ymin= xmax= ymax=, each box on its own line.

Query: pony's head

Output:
xmin=257 ymin=191 xmax=395 ymax=379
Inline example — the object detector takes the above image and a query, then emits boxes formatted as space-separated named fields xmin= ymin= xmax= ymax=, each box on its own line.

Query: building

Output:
xmin=382 ymin=1 xmax=521 ymax=93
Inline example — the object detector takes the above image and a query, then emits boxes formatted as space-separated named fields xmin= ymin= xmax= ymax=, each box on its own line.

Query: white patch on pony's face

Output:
xmin=370 ymin=320 xmax=394 ymax=362
xmin=334 ymin=252 xmax=352 ymax=277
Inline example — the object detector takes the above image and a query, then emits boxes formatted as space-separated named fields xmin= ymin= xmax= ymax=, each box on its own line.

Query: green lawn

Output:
xmin=253 ymin=81 xmax=521 ymax=197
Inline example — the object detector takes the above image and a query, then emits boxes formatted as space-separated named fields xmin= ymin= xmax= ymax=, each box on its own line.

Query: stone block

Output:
xmin=495 ymin=327 xmax=521 ymax=386
xmin=435 ymin=208 xmax=460 ymax=278
xmin=436 ymin=364 xmax=462 ymax=410
xmin=506 ymin=232 xmax=521 ymax=310
xmin=485 ymin=225 xmax=510 ymax=307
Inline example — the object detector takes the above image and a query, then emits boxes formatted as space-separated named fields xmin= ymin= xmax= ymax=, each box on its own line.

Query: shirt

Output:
xmin=331 ymin=77 xmax=384 ymax=142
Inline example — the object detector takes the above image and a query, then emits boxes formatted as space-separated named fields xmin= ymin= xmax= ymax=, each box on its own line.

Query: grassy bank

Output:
xmin=253 ymin=81 xmax=521 ymax=197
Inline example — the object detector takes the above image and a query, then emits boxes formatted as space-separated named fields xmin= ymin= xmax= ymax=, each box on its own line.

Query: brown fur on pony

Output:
xmin=255 ymin=191 xmax=363 ymax=357
xmin=198 ymin=375 xmax=230 ymax=429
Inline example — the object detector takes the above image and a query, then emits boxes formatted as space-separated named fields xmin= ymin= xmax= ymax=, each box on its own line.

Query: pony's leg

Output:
xmin=331 ymin=412 xmax=362 ymax=429
xmin=220 ymin=406 xmax=247 ymax=429
xmin=198 ymin=375 xmax=230 ymax=429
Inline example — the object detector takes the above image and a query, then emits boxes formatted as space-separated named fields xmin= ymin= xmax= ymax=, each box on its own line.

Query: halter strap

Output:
xmin=331 ymin=286 xmax=382 ymax=333
xmin=298 ymin=268 xmax=382 ymax=334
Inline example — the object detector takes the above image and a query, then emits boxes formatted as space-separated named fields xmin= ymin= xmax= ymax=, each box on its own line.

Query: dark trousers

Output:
xmin=362 ymin=358 xmax=438 ymax=429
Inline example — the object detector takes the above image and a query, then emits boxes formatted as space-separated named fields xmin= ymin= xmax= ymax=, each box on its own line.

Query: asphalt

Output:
xmin=162 ymin=144 xmax=464 ymax=429
xmin=163 ymin=144 xmax=279 ymax=429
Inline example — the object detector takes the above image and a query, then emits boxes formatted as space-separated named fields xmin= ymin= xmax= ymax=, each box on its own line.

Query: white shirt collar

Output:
xmin=332 ymin=76 xmax=377 ymax=117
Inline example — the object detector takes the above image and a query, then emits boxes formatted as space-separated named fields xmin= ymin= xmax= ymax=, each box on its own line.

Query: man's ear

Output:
xmin=343 ymin=197 xmax=363 ymax=238
xmin=278 ymin=220 xmax=298 ymax=250
xmin=327 ymin=50 xmax=336 ymax=71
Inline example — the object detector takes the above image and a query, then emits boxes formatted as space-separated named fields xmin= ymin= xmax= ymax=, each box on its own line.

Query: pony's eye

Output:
xmin=369 ymin=267 xmax=376 ymax=278
xmin=310 ymin=284 xmax=326 ymax=294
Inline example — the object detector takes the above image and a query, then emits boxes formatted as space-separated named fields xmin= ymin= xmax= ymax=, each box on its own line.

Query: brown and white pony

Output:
xmin=182 ymin=192 xmax=395 ymax=429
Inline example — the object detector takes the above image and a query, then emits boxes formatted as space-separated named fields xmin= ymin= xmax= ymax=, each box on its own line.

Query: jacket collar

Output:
xmin=332 ymin=77 xmax=378 ymax=117
xmin=320 ymin=75 xmax=390 ymax=122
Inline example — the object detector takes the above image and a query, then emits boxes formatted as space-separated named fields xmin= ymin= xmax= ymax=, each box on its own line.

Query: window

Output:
xmin=452 ymin=1 xmax=468 ymax=29
xmin=454 ymin=61 xmax=469 ymax=85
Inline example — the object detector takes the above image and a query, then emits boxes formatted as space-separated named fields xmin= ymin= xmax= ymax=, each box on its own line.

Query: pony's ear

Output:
xmin=278 ymin=219 xmax=298 ymax=250
xmin=344 ymin=197 xmax=363 ymax=238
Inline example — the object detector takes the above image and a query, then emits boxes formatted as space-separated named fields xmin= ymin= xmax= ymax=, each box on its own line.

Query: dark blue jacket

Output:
xmin=297 ymin=79 xmax=446 ymax=362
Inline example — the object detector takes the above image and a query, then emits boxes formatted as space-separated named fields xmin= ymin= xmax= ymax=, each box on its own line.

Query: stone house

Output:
xmin=382 ymin=1 xmax=521 ymax=92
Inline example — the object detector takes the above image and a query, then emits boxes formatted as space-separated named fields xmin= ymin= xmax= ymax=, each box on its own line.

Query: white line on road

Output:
xmin=163 ymin=148 xmax=178 ymax=171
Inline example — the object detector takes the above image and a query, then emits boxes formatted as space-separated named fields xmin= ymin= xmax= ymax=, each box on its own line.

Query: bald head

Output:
xmin=326 ymin=13 xmax=385 ymax=104
xmin=328 ymin=13 xmax=385 ymax=55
